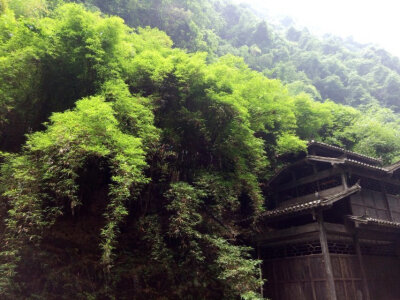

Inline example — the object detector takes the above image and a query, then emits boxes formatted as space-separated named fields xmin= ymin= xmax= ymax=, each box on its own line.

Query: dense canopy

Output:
xmin=1 ymin=0 xmax=400 ymax=299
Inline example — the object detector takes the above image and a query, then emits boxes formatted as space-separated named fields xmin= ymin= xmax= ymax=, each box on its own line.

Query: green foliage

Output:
xmin=276 ymin=133 xmax=307 ymax=156
xmin=27 ymin=96 xmax=150 ymax=265
xmin=2 ymin=1 xmax=400 ymax=299
xmin=0 ymin=0 xmax=7 ymax=14
xmin=336 ymin=106 xmax=400 ymax=164
xmin=66 ymin=0 xmax=400 ymax=113
xmin=291 ymin=94 xmax=331 ymax=139
xmin=0 ymin=4 xmax=270 ymax=297
xmin=209 ymin=236 xmax=263 ymax=299
xmin=0 ymin=95 xmax=151 ymax=296
xmin=102 ymin=79 xmax=160 ymax=150
xmin=162 ymin=182 xmax=263 ymax=299
xmin=0 ymin=3 xmax=140 ymax=151
xmin=0 ymin=9 xmax=44 ymax=146
xmin=7 ymin=0 xmax=47 ymax=18
xmin=166 ymin=182 xmax=204 ymax=242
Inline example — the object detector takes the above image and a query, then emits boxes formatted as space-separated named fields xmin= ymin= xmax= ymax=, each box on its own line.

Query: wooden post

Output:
xmin=312 ymin=164 xmax=321 ymax=192
xmin=317 ymin=211 xmax=337 ymax=300
xmin=354 ymin=233 xmax=371 ymax=300
xmin=341 ymin=172 xmax=348 ymax=190
xmin=380 ymin=182 xmax=393 ymax=221
xmin=291 ymin=171 xmax=299 ymax=198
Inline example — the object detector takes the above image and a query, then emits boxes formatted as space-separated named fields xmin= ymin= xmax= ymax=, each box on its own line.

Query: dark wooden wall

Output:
xmin=263 ymin=255 xmax=326 ymax=300
xmin=350 ymin=182 xmax=400 ymax=222
xmin=331 ymin=255 xmax=364 ymax=300
xmin=350 ymin=189 xmax=390 ymax=220
xmin=263 ymin=254 xmax=365 ymax=300
xmin=364 ymin=255 xmax=400 ymax=300
xmin=387 ymin=194 xmax=400 ymax=222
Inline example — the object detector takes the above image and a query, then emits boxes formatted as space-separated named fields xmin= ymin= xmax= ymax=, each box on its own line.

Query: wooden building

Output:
xmin=257 ymin=141 xmax=400 ymax=300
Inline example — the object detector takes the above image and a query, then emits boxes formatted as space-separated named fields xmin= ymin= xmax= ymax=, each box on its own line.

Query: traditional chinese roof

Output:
xmin=347 ymin=215 xmax=400 ymax=229
xmin=307 ymin=155 xmax=387 ymax=172
xmin=261 ymin=184 xmax=361 ymax=219
xmin=307 ymin=155 xmax=400 ymax=174
xmin=308 ymin=140 xmax=383 ymax=165
xmin=267 ymin=154 xmax=387 ymax=187
xmin=385 ymin=160 xmax=400 ymax=173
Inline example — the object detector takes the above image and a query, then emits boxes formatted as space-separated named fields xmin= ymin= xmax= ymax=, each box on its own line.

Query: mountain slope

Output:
xmin=70 ymin=0 xmax=400 ymax=111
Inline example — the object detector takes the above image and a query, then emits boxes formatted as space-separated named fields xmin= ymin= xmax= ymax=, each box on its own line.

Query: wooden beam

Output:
xmin=254 ymin=222 xmax=319 ymax=243
xmin=277 ymin=168 xmax=341 ymax=192
xmin=350 ymin=168 xmax=400 ymax=187
xmin=357 ymin=230 xmax=400 ymax=241
xmin=317 ymin=211 xmax=337 ymax=300
xmin=258 ymin=233 xmax=320 ymax=247
xmin=324 ymin=222 xmax=349 ymax=234
xmin=353 ymin=233 xmax=371 ymax=300
xmin=255 ymin=222 xmax=351 ymax=244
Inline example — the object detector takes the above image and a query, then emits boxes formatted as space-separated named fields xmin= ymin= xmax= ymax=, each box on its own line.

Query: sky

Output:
xmin=233 ymin=0 xmax=400 ymax=57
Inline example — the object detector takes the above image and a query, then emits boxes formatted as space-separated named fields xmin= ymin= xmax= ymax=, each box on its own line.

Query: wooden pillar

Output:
xmin=312 ymin=164 xmax=321 ymax=192
xmin=317 ymin=211 xmax=337 ymax=300
xmin=354 ymin=233 xmax=371 ymax=300
xmin=341 ymin=172 xmax=348 ymax=190
xmin=291 ymin=171 xmax=299 ymax=198
xmin=272 ymin=261 xmax=279 ymax=299
xmin=380 ymin=182 xmax=393 ymax=221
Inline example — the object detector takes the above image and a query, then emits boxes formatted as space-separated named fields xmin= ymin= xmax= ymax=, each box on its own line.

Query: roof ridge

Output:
xmin=347 ymin=215 xmax=400 ymax=228
xmin=308 ymin=140 xmax=382 ymax=163
xmin=307 ymin=155 xmax=387 ymax=172
xmin=385 ymin=160 xmax=400 ymax=172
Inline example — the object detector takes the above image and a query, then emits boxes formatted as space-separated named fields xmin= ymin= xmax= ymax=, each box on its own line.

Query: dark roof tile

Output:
xmin=308 ymin=140 xmax=382 ymax=164
xmin=262 ymin=184 xmax=361 ymax=219
xmin=347 ymin=215 xmax=400 ymax=228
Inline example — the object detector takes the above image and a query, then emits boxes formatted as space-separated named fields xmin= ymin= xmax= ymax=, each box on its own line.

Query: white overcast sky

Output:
xmin=233 ymin=0 xmax=400 ymax=57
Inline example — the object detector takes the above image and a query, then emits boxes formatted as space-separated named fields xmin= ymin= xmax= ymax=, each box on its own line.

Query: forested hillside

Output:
xmin=1 ymin=0 xmax=400 ymax=299
xmin=70 ymin=0 xmax=400 ymax=110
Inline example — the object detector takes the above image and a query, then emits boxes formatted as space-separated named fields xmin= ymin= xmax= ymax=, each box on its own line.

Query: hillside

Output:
xmin=69 ymin=0 xmax=400 ymax=111
xmin=1 ymin=1 xmax=400 ymax=299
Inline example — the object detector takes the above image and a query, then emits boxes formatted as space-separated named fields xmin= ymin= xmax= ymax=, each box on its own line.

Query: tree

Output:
xmin=0 ymin=0 xmax=7 ymax=14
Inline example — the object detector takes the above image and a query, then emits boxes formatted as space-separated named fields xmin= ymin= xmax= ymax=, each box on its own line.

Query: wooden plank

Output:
xmin=278 ymin=185 xmax=345 ymax=208
xmin=338 ymin=257 xmax=349 ymax=299
xmin=319 ymin=186 xmax=344 ymax=197
xmin=254 ymin=222 xmax=319 ymax=242
xmin=267 ymin=158 xmax=308 ymax=188
xmin=278 ymin=168 xmax=341 ymax=192
xmin=356 ymin=226 xmax=400 ymax=238
xmin=317 ymin=211 xmax=338 ymax=300
xmin=255 ymin=222 xmax=350 ymax=244
xmin=272 ymin=261 xmax=279 ymax=299
xmin=324 ymin=222 xmax=349 ymax=234
xmin=350 ymin=168 xmax=400 ymax=187
xmin=308 ymin=256 xmax=318 ymax=300
xmin=353 ymin=234 xmax=371 ymax=300
xmin=258 ymin=233 xmax=321 ymax=247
